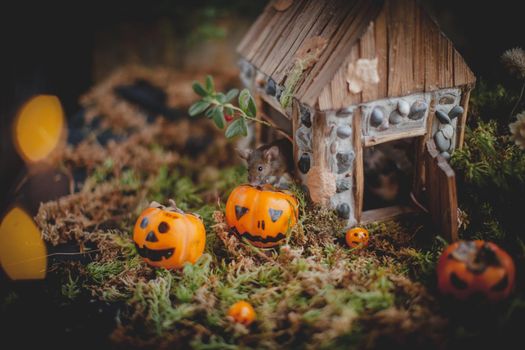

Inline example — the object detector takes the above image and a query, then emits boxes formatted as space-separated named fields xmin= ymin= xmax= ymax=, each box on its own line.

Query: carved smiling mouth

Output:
xmin=135 ymin=243 xmax=175 ymax=261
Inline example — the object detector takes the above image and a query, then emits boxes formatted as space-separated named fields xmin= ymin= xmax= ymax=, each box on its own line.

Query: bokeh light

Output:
xmin=13 ymin=95 xmax=65 ymax=163
xmin=0 ymin=206 xmax=47 ymax=280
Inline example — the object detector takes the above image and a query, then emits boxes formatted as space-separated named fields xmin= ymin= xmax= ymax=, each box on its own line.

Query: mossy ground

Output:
xmin=2 ymin=68 xmax=525 ymax=350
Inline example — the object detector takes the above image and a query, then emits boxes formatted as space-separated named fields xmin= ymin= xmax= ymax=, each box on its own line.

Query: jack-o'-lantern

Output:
xmin=133 ymin=201 xmax=205 ymax=269
xmin=345 ymin=227 xmax=369 ymax=249
xmin=225 ymin=185 xmax=299 ymax=248
xmin=437 ymin=240 xmax=515 ymax=302
xmin=228 ymin=301 xmax=256 ymax=325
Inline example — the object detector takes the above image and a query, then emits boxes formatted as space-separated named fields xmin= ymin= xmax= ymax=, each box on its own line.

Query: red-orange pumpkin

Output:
xmin=345 ymin=227 xmax=369 ymax=249
xmin=133 ymin=202 xmax=205 ymax=269
xmin=437 ymin=240 xmax=515 ymax=301
xmin=228 ymin=301 xmax=256 ymax=325
xmin=225 ymin=185 xmax=298 ymax=248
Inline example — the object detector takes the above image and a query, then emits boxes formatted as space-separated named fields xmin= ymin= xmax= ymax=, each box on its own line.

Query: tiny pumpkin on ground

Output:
xmin=345 ymin=227 xmax=370 ymax=249
xmin=133 ymin=200 xmax=205 ymax=270
xmin=228 ymin=301 xmax=256 ymax=325
xmin=225 ymin=184 xmax=299 ymax=248
xmin=437 ymin=240 xmax=515 ymax=302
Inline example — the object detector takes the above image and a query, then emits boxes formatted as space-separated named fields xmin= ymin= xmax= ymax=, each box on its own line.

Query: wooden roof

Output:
xmin=237 ymin=0 xmax=476 ymax=111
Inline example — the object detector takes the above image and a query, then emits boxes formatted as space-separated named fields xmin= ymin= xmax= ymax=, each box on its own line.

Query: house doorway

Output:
xmin=362 ymin=137 xmax=418 ymax=212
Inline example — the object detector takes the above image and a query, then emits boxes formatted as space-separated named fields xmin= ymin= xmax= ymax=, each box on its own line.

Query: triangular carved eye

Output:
xmin=268 ymin=208 xmax=283 ymax=222
xmin=235 ymin=206 xmax=249 ymax=220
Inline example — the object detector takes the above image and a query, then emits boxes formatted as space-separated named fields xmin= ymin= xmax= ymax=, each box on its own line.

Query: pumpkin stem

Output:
xmin=148 ymin=199 xmax=184 ymax=214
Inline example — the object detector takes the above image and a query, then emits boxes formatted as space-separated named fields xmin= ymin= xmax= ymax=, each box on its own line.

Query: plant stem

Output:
xmin=217 ymin=101 xmax=273 ymax=127
xmin=510 ymin=80 xmax=525 ymax=118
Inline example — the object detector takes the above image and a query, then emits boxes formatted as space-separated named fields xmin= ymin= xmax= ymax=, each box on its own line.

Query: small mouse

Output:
xmin=237 ymin=138 xmax=294 ymax=189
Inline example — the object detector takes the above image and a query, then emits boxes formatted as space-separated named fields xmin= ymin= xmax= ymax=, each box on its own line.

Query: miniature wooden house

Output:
xmin=236 ymin=0 xmax=475 ymax=241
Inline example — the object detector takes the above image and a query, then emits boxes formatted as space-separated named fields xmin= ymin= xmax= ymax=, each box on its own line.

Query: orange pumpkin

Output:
xmin=437 ymin=240 xmax=515 ymax=301
xmin=345 ymin=227 xmax=369 ymax=249
xmin=133 ymin=202 xmax=205 ymax=269
xmin=228 ymin=301 xmax=256 ymax=325
xmin=225 ymin=185 xmax=299 ymax=248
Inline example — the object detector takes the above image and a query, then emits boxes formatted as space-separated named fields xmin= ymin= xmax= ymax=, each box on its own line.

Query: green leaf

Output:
xmin=216 ymin=93 xmax=227 ymax=104
xmin=205 ymin=75 xmax=215 ymax=93
xmin=188 ymin=100 xmax=210 ymax=116
xmin=239 ymin=89 xmax=257 ymax=117
xmin=212 ymin=106 xmax=225 ymax=129
xmin=225 ymin=88 xmax=239 ymax=102
xmin=205 ymin=107 xmax=215 ymax=119
xmin=225 ymin=118 xmax=248 ymax=139
xmin=238 ymin=89 xmax=250 ymax=111
xmin=192 ymin=82 xmax=208 ymax=97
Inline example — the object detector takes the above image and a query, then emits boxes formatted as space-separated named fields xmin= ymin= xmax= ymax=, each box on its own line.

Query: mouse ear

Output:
xmin=236 ymin=148 xmax=252 ymax=160
xmin=264 ymin=146 xmax=279 ymax=161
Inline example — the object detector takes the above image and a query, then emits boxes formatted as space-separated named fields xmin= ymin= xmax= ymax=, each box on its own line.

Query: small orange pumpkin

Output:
xmin=437 ymin=240 xmax=515 ymax=301
xmin=133 ymin=201 xmax=205 ymax=270
xmin=345 ymin=227 xmax=369 ymax=249
xmin=225 ymin=185 xmax=298 ymax=248
xmin=228 ymin=301 xmax=256 ymax=325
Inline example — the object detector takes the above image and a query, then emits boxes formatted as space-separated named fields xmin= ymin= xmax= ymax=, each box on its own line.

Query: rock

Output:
xmin=336 ymin=152 xmax=354 ymax=174
xmin=435 ymin=110 xmax=451 ymax=124
xmin=298 ymin=153 xmax=311 ymax=174
xmin=448 ymin=105 xmax=464 ymax=120
xmin=389 ymin=110 xmax=403 ymax=125
xmin=336 ymin=179 xmax=351 ymax=193
xmin=370 ymin=107 xmax=384 ymax=127
xmin=439 ymin=95 xmax=455 ymax=105
xmin=440 ymin=151 xmax=451 ymax=160
xmin=397 ymin=100 xmax=410 ymax=117
xmin=336 ymin=125 xmax=352 ymax=138
xmin=330 ymin=142 xmax=337 ymax=154
xmin=434 ymin=131 xmax=451 ymax=152
xmin=300 ymin=105 xmax=312 ymax=127
xmin=440 ymin=124 xmax=454 ymax=139
xmin=408 ymin=100 xmax=428 ymax=120
xmin=336 ymin=203 xmax=351 ymax=220
xmin=265 ymin=78 xmax=276 ymax=96
xmin=295 ymin=128 xmax=312 ymax=151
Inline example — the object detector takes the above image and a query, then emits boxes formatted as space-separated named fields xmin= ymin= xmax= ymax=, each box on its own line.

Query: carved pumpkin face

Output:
xmin=437 ymin=240 xmax=515 ymax=302
xmin=225 ymin=185 xmax=299 ymax=248
xmin=345 ymin=227 xmax=369 ymax=249
xmin=133 ymin=206 xmax=205 ymax=269
xmin=228 ymin=301 xmax=256 ymax=326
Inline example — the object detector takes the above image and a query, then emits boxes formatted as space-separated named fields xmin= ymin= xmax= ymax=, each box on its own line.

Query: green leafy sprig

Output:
xmin=188 ymin=75 xmax=271 ymax=138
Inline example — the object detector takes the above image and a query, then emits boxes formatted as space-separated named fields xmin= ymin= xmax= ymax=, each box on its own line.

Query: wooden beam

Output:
xmin=456 ymin=87 xmax=472 ymax=149
xmin=361 ymin=205 xmax=420 ymax=224
xmin=363 ymin=128 xmax=426 ymax=147
xmin=353 ymin=108 xmax=364 ymax=222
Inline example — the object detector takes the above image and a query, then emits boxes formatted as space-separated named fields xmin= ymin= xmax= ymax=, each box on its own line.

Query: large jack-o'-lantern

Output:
xmin=225 ymin=185 xmax=299 ymax=248
xmin=437 ymin=240 xmax=515 ymax=302
xmin=133 ymin=201 xmax=206 ymax=269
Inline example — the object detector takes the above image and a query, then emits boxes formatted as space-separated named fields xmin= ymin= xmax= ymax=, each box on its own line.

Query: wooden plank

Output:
xmin=336 ymin=44 xmax=361 ymax=109
xmin=359 ymin=21 xmax=378 ymax=102
xmin=248 ymin=0 xmax=306 ymax=70
xmin=438 ymin=33 xmax=454 ymax=88
xmin=374 ymin=1 xmax=388 ymax=100
xmin=438 ymin=158 xmax=458 ymax=242
xmin=361 ymin=205 xmax=419 ymax=224
xmin=363 ymin=128 xmax=426 ymax=147
xmin=270 ymin=0 xmax=339 ymax=84
xmin=298 ymin=0 xmax=382 ymax=106
xmin=387 ymin=0 xmax=415 ymax=97
xmin=413 ymin=4 xmax=425 ymax=91
xmin=318 ymin=84 xmax=333 ymax=111
xmin=456 ymin=88 xmax=472 ymax=149
xmin=413 ymin=97 xmax=435 ymax=196
xmin=423 ymin=12 xmax=439 ymax=92
xmin=353 ymin=108 xmax=364 ymax=221
xmin=260 ymin=0 xmax=328 ymax=79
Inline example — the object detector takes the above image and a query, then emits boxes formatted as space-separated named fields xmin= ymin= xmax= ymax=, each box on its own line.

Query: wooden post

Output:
xmin=456 ymin=87 xmax=472 ymax=149
xmin=413 ymin=97 xmax=435 ymax=198
xmin=353 ymin=108 xmax=364 ymax=222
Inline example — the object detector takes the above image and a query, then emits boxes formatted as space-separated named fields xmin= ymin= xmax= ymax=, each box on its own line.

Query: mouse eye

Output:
xmin=258 ymin=166 xmax=263 ymax=172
